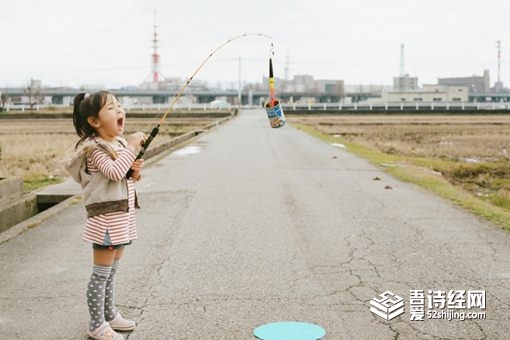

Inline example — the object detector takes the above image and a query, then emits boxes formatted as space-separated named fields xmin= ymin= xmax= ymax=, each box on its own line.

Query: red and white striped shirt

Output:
xmin=82 ymin=140 xmax=138 ymax=245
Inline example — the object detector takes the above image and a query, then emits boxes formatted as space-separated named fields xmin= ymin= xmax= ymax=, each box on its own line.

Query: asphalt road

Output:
xmin=1 ymin=109 xmax=510 ymax=339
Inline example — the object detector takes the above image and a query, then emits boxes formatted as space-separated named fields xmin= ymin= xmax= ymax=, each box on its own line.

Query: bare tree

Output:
xmin=0 ymin=92 xmax=6 ymax=111
xmin=24 ymin=79 xmax=44 ymax=111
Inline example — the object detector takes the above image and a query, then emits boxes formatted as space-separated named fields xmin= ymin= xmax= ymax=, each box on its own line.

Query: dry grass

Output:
xmin=292 ymin=114 xmax=510 ymax=162
xmin=287 ymin=114 xmax=510 ymax=217
xmin=0 ymin=117 xmax=218 ymax=191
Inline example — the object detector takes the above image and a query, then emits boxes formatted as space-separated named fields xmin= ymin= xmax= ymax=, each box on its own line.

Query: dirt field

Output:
xmin=0 ymin=117 xmax=220 ymax=191
xmin=287 ymin=114 xmax=510 ymax=211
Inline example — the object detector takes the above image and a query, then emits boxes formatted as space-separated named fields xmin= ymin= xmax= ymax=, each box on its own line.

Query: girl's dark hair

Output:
xmin=72 ymin=90 xmax=112 ymax=148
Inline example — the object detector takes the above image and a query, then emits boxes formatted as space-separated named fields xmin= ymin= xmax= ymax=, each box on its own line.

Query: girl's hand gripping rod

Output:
xmin=126 ymin=33 xmax=271 ymax=179
xmin=126 ymin=124 xmax=160 ymax=179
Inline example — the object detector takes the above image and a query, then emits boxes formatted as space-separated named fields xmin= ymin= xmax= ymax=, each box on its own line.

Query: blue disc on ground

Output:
xmin=253 ymin=321 xmax=326 ymax=340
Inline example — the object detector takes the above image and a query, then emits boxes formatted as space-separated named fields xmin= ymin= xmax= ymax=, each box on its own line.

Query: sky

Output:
xmin=0 ymin=0 xmax=508 ymax=89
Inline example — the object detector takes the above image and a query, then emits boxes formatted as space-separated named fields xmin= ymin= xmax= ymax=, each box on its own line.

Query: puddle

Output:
xmin=172 ymin=145 xmax=202 ymax=156
xmin=461 ymin=157 xmax=480 ymax=164
xmin=330 ymin=143 xmax=346 ymax=149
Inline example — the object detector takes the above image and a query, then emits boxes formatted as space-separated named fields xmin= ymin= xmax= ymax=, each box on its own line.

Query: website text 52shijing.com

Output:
xmin=427 ymin=310 xmax=486 ymax=321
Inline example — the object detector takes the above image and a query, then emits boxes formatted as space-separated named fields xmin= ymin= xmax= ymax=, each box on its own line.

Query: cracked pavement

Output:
xmin=1 ymin=110 xmax=510 ymax=339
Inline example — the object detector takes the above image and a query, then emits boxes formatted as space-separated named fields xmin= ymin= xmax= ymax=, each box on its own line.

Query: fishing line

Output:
xmin=126 ymin=33 xmax=271 ymax=178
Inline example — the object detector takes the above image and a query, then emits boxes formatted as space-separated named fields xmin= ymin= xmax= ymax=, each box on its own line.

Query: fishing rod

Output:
xmin=126 ymin=33 xmax=271 ymax=178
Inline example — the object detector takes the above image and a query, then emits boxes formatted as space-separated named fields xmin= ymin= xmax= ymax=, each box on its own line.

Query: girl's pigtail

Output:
xmin=72 ymin=91 xmax=111 ymax=149
xmin=73 ymin=93 xmax=86 ymax=136
xmin=73 ymin=93 xmax=93 ymax=148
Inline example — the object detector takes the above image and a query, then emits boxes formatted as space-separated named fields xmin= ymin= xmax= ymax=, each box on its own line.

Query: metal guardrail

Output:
xmin=281 ymin=102 xmax=510 ymax=111
xmin=2 ymin=102 xmax=510 ymax=113
xmin=0 ymin=103 xmax=234 ymax=112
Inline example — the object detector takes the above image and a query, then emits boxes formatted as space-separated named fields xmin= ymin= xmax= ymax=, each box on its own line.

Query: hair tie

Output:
xmin=83 ymin=93 xmax=90 ymax=100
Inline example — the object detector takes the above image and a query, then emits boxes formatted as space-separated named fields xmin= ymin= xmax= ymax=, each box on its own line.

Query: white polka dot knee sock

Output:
xmin=87 ymin=265 xmax=112 ymax=332
xmin=105 ymin=259 xmax=119 ymax=322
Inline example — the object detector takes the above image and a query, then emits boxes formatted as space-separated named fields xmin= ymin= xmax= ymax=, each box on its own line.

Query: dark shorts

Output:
xmin=92 ymin=241 xmax=132 ymax=250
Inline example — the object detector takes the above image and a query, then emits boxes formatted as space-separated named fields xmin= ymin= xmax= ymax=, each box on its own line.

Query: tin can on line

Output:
xmin=264 ymin=100 xmax=286 ymax=128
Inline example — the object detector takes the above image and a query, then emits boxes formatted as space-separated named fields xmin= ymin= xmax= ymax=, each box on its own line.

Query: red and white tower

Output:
xmin=151 ymin=11 xmax=161 ymax=83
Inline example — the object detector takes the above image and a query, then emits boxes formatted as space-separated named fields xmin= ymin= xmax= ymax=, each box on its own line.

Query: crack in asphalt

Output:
xmin=279 ymin=178 xmax=503 ymax=339
xmin=124 ymin=191 xmax=193 ymax=340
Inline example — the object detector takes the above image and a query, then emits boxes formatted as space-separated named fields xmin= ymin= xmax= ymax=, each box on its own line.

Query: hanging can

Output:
xmin=264 ymin=100 xmax=286 ymax=128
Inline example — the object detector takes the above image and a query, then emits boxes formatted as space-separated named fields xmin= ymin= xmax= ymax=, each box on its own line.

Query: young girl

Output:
xmin=66 ymin=91 xmax=146 ymax=340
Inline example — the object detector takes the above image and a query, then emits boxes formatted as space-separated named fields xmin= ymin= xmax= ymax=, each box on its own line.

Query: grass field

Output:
xmin=287 ymin=114 xmax=510 ymax=230
xmin=0 ymin=117 xmax=219 ymax=191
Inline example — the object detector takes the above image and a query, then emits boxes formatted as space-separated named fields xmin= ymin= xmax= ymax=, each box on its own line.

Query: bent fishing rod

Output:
xmin=126 ymin=33 xmax=271 ymax=178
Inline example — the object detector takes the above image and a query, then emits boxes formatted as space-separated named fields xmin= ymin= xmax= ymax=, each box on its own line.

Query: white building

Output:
xmin=393 ymin=74 xmax=419 ymax=91
xmin=385 ymin=85 xmax=469 ymax=102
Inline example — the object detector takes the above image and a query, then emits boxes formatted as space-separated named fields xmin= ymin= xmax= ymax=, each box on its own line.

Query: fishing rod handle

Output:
xmin=126 ymin=126 xmax=160 ymax=179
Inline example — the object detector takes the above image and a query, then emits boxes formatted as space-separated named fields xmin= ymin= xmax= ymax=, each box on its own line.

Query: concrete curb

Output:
xmin=0 ymin=195 xmax=78 ymax=244
xmin=0 ymin=192 xmax=38 ymax=234
xmin=0 ymin=113 xmax=235 ymax=244
xmin=0 ymin=111 xmax=233 ymax=119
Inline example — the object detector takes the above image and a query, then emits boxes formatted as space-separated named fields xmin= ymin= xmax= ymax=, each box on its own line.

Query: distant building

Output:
xmin=493 ymin=81 xmax=504 ymax=93
xmin=313 ymin=79 xmax=344 ymax=95
xmin=263 ymin=74 xmax=344 ymax=96
xmin=291 ymin=75 xmax=315 ymax=92
xmin=385 ymin=85 xmax=469 ymax=102
xmin=438 ymin=70 xmax=490 ymax=94
xmin=393 ymin=74 xmax=419 ymax=91
xmin=258 ymin=74 xmax=344 ymax=104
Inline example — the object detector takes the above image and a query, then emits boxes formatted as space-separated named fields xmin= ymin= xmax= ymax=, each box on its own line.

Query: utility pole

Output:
xmin=496 ymin=40 xmax=502 ymax=92
xmin=400 ymin=43 xmax=405 ymax=77
xmin=238 ymin=56 xmax=242 ymax=106
xmin=399 ymin=43 xmax=406 ymax=91
xmin=284 ymin=49 xmax=290 ymax=91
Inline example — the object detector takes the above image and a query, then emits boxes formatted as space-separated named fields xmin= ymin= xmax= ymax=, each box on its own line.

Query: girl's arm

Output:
xmin=129 ymin=159 xmax=144 ymax=181
xmin=89 ymin=148 xmax=137 ymax=182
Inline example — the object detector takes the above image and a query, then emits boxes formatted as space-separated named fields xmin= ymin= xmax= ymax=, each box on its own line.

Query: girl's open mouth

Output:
xmin=117 ymin=117 xmax=124 ymax=129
